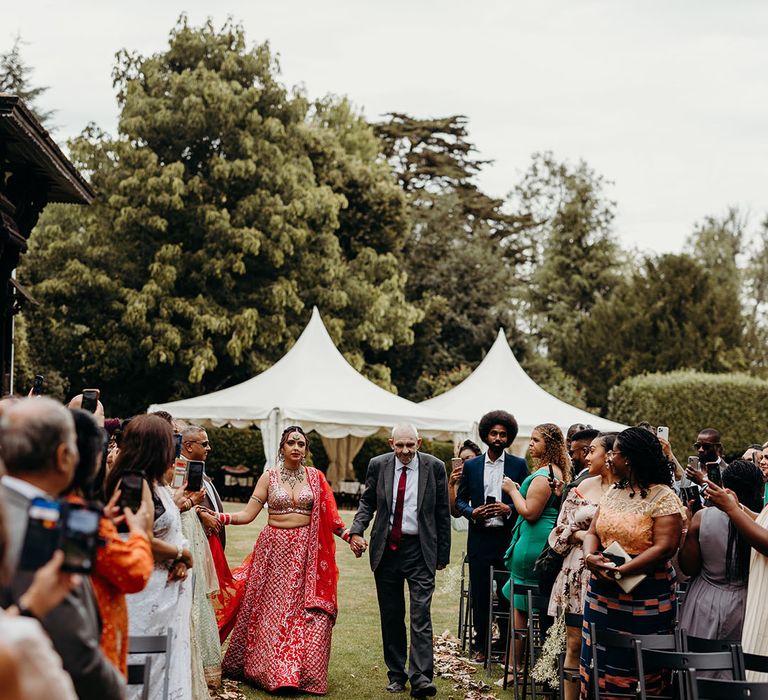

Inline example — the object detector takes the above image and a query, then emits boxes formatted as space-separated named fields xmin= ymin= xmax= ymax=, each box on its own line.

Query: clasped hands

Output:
xmin=349 ymin=534 xmax=368 ymax=558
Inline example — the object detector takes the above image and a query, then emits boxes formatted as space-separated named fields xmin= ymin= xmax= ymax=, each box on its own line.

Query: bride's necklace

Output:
xmin=280 ymin=464 xmax=305 ymax=489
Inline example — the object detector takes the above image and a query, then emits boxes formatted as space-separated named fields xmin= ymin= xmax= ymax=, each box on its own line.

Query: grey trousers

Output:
xmin=374 ymin=535 xmax=435 ymax=686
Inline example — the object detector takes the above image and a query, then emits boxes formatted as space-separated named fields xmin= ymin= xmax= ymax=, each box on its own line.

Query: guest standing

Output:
xmin=580 ymin=427 xmax=684 ymax=699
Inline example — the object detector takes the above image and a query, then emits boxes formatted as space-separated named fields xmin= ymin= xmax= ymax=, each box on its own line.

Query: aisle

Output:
xmin=221 ymin=505 xmax=479 ymax=699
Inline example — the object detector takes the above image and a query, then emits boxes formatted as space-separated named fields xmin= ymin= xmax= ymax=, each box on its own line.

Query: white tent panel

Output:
xmin=420 ymin=329 xmax=626 ymax=446
xmin=148 ymin=307 xmax=473 ymax=477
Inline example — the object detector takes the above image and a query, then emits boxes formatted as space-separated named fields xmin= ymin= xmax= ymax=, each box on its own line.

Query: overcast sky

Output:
xmin=6 ymin=0 xmax=768 ymax=253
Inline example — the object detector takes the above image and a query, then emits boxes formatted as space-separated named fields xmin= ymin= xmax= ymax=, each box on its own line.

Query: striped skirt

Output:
xmin=579 ymin=564 xmax=676 ymax=699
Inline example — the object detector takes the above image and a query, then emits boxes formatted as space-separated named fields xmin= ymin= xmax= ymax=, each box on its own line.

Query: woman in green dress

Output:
xmin=501 ymin=423 xmax=571 ymax=679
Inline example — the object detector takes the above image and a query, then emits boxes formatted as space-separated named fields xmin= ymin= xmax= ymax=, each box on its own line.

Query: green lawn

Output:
xmin=221 ymin=505 xmax=495 ymax=699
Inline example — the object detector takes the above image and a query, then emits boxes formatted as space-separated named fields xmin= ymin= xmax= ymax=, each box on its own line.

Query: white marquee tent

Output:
xmin=148 ymin=307 xmax=473 ymax=484
xmin=420 ymin=329 xmax=626 ymax=452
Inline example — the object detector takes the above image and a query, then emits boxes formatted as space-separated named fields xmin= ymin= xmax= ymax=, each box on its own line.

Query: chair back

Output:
xmin=564 ymin=612 xmax=582 ymax=629
xmin=640 ymin=648 xmax=744 ymax=674
xmin=688 ymin=670 xmax=768 ymax=700
xmin=128 ymin=629 xmax=174 ymax=700
xmin=745 ymin=653 xmax=768 ymax=675
xmin=127 ymin=656 xmax=152 ymax=700
xmin=685 ymin=633 xmax=743 ymax=654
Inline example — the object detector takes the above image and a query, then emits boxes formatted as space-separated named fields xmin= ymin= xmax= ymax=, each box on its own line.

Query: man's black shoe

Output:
xmin=410 ymin=682 xmax=437 ymax=698
xmin=387 ymin=681 xmax=406 ymax=693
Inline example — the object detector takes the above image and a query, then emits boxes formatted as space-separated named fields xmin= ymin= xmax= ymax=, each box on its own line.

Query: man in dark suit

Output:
xmin=349 ymin=424 xmax=450 ymax=697
xmin=455 ymin=410 xmax=528 ymax=663
xmin=0 ymin=397 xmax=125 ymax=700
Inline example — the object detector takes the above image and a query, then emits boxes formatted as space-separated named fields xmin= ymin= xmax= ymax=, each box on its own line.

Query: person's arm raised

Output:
xmin=504 ymin=474 xmax=552 ymax=522
xmin=210 ymin=471 xmax=269 ymax=526
xmin=677 ymin=509 xmax=702 ymax=576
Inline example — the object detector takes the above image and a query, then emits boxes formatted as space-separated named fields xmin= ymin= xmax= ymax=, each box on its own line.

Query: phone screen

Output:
xmin=706 ymin=462 xmax=723 ymax=487
xmin=174 ymin=433 xmax=183 ymax=459
xmin=118 ymin=472 xmax=144 ymax=513
xmin=186 ymin=460 xmax=205 ymax=492
xmin=485 ymin=495 xmax=496 ymax=505
xmin=61 ymin=504 xmax=101 ymax=574
xmin=19 ymin=498 xmax=61 ymax=571
xmin=602 ymin=552 xmax=625 ymax=567
xmin=81 ymin=389 xmax=99 ymax=413
xmin=32 ymin=374 xmax=44 ymax=396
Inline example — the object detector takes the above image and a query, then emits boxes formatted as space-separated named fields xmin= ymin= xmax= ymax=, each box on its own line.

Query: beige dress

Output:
xmin=741 ymin=506 xmax=768 ymax=681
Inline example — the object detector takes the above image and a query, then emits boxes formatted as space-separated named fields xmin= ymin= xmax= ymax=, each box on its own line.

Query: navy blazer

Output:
xmin=455 ymin=452 xmax=529 ymax=558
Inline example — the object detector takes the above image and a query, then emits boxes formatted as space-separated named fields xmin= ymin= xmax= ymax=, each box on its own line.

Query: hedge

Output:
xmin=607 ymin=370 xmax=768 ymax=461
xmin=203 ymin=427 xmax=453 ymax=482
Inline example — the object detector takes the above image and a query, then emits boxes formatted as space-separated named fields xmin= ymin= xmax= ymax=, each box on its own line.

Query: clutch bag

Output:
xmin=603 ymin=541 xmax=646 ymax=593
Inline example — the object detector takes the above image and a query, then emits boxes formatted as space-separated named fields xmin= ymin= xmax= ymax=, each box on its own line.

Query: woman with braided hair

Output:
xmin=499 ymin=423 xmax=570 ymax=682
xmin=678 ymin=460 xmax=762 ymax=655
xmin=580 ymin=426 xmax=685 ymax=699
xmin=209 ymin=426 xmax=351 ymax=694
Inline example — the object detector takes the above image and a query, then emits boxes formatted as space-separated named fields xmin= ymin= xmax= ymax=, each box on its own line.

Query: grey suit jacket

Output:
xmin=0 ymin=483 xmax=125 ymax=700
xmin=349 ymin=452 xmax=451 ymax=572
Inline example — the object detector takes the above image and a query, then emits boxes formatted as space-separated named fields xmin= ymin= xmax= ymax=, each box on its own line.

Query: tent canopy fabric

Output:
xmin=420 ymin=329 xmax=626 ymax=445
xmin=148 ymin=307 xmax=472 ymax=482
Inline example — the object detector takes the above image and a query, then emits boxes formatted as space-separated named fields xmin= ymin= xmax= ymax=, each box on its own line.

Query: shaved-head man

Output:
xmin=349 ymin=423 xmax=450 ymax=697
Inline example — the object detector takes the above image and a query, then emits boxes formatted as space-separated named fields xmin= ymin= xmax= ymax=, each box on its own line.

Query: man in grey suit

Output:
xmin=349 ymin=424 xmax=451 ymax=698
xmin=0 ymin=397 xmax=125 ymax=700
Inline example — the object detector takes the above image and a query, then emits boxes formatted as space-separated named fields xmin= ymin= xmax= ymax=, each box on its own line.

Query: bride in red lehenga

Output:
xmin=209 ymin=426 xmax=361 ymax=695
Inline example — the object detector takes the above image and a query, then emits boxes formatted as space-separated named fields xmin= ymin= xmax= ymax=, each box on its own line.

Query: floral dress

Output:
xmin=547 ymin=488 xmax=598 ymax=616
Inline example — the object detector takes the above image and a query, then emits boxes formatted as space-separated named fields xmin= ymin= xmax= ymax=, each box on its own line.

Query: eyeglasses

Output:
xmin=187 ymin=439 xmax=210 ymax=447
xmin=693 ymin=442 xmax=720 ymax=450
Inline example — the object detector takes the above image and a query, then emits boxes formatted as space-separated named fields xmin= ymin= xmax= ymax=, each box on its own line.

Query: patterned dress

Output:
xmin=579 ymin=484 xmax=685 ymax=699
xmin=547 ymin=488 xmax=598 ymax=616
xmin=221 ymin=467 xmax=346 ymax=695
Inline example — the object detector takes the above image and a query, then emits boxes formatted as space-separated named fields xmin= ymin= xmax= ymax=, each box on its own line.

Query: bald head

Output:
xmin=0 ymin=397 xmax=78 ymax=494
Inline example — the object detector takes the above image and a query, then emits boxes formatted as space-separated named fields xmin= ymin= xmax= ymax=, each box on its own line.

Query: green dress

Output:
xmin=502 ymin=466 xmax=560 ymax=610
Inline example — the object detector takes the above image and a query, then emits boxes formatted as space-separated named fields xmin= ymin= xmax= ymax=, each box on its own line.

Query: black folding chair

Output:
xmin=589 ymin=624 xmax=682 ymax=700
xmin=688 ymin=669 xmax=768 ymax=700
xmin=129 ymin=630 xmax=174 ymax=700
xmin=485 ymin=565 xmax=513 ymax=671
xmin=497 ymin=582 xmax=542 ymax=699
xmin=524 ymin=590 xmax=556 ymax=700
xmin=684 ymin=632 xmax=743 ymax=656
xmin=638 ymin=648 xmax=745 ymax=700
xmin=744 ymin=652 xmax=768 ymax=676
xmin=458 ymin=552 xmax=472 ymax=652
xmin=558 ymin=613 xmax=583 ymax=699
xmin=127 ymin=656 xmax=153 ymax=700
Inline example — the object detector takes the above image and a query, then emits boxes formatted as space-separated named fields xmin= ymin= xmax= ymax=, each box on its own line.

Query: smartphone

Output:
xmin=687 ymin=456 xmax=700 ymax=471
xmin=656 ymin=426 xmax=669 ymax=442
xmin=485 ymin=495 xmax=496 ymax=505
xmin=118 ymin=471 xmax=144 ymax=513
xmin=171 ymin=459 xmax=187 ymax=489
xmin=186 ymin=460 xmax=205 ymax=492
xmin=32 ymin=374 xmax=44 ymax=396
xmin=680 ymin=486 xmax=702 ymax=514
xmin=174 ymin=433 xmax=183 ymax=459
xmin=19 ymin=498 xmax=62 ymax=571
xmin=706 ymin=462 xmax=723 ymax=487
xmin=60 ymin=502 xmax=102 ymax=574
xmin=81 ymin=388 xmax=100 ymax=413
xmin=602 ymin=551 xmax=625 ymax=567
xmin=450 ymin=457 xmax=463 ymax=470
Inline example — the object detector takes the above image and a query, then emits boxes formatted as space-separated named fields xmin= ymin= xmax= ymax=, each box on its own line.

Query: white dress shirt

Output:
xmin=483 ymin=452 xmax=505 ymax=528
xmin=390 ymin=454 xmax=419 ymax=535
xmin=1 ymin=475 xmax=48 ymax=501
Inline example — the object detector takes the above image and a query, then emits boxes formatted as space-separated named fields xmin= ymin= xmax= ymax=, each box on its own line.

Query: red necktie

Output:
xmin=389 ymin=466 xmax=408 ymax=551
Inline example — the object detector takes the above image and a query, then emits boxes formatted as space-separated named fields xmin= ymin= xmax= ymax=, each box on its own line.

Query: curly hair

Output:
xmin=533 ymin=423 xmax=571 ymax=482
xmin=278 ymin=425 xmax=311 ymax=464
xmin=723 ymin=460 xmax=764 ymax=582
xmin=457 ymin=439 xmax=482 ymax=458
xmin=478 ymin=410 xmax=518 ymax=446
xmin=613 ymin=426 xmax=672 ymax=497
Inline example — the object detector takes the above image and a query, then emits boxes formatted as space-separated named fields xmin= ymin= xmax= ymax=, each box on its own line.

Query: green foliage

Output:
xmin=0 ymin=34 xmax=55 ymax=126
xmin=608 ymin=370 xmax=768 ymax=461
xmin=204 ymin=426 xmax=265 ymax=476
xmin=20 ymin=17 xmax=418 ymax=414
xmin=567 ymin=252 xmax=747 ymax=410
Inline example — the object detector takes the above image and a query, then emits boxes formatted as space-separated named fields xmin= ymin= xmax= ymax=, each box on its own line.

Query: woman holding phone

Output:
xmin=579 ymin=427 xmax=684 ymax=699
xmin=500 ymin=423 xmax=570 ymax=682
xmin=448 ymin=440 xmax=482 ymax=518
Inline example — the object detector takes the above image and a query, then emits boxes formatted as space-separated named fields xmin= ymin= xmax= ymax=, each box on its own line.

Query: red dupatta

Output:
xmin=215 ymin=467 xmax=346 ymax=640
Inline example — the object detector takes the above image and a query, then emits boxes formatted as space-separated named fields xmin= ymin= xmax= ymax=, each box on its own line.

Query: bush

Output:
xmin=607 ymin=370 xmax=768 ymax=461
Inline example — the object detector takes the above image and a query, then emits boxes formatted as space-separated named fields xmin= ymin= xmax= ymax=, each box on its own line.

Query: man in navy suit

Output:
xmin=455 ymin=410 xmax=528 ymax=662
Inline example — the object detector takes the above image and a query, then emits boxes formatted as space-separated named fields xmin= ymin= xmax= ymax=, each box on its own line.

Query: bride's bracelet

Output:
xmin=217 ymin=513 xmax=233 ymax=525
xmin=340 ymin=528 xmax=351 ymax=542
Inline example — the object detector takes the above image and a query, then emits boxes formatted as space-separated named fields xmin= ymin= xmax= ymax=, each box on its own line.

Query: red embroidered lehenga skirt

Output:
xmin=221 ymin=524 xmax=333 ymax=694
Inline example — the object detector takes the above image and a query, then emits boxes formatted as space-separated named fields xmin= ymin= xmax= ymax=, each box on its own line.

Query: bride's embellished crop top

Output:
xmin=268 ymin=475 xmax=314 ymax=515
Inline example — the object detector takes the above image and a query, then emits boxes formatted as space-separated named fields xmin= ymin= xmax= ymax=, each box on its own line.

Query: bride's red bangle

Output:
xmin=217 ymin=513 xmax=232 ymax=525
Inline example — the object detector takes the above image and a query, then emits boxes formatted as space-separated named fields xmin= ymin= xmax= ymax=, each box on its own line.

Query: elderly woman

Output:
xmin=213 ymin=426 xmax=350 ymax=695
xmin=580 ymin=427 xmax=684 ymax=699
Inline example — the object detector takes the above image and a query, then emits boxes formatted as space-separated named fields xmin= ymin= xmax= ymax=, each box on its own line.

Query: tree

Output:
xmin=567 ymin=253 xmax=746 ymax=410
xmin=512 ymin=153 xmax=622 ymax=363
xmin=372 ymin=114 xmax=532 ymax=399
xmin=20 ymin=17 xmax=418 ymax=414
xmin=0 ymin=34 xmax=54 ymax=126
